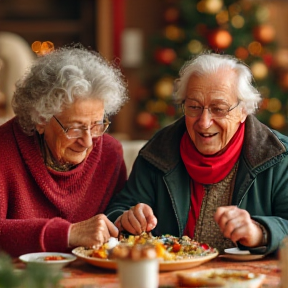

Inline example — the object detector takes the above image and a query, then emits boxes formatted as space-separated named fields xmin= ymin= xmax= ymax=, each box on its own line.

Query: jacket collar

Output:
xmin=140 ymin=115 xmax=287 ymax=173
xmin=243 ymin=115 xmax=287 ymax=169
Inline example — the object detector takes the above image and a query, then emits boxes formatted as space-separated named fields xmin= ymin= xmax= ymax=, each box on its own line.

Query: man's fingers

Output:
xmin=127 ymin=209 xmax=143 ymax=234
xmin=121 ymin=212 xmax=141 ymax=234
xmin=103 ymin=216 xmax=119 ymax=238
xmin=134 ymin=203 xmax=157 ymax=232
xmin=146 ymin=215 xmax=157 ymax=231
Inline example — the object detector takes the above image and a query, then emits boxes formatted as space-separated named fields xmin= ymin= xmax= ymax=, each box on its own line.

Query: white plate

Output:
xmin=72 ymin=247 xmax=219 ymax=271
xmin=221 ymin=247 xmax=265 ymax=261
xmin=19 ymin=252 xmax=77 ymax=270
xmin=224 ymin=247 xmax=251 ymax=255
xmin=219 ymin=254 xmax=265 ymax=261
xmin=177 ymin=268 xmax=266 ymax=287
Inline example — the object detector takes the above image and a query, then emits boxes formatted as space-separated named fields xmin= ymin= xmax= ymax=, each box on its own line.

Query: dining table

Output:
xmin=15 ymin=254 xmax=281 ymax=288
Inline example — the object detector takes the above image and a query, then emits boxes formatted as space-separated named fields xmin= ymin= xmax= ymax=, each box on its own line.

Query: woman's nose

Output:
xmin=77 ymin=130 xmax=93 ymax=147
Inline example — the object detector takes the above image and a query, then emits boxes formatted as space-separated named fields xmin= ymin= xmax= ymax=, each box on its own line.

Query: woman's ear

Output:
xmin=35 ymin=123 xmax=45 ymax=134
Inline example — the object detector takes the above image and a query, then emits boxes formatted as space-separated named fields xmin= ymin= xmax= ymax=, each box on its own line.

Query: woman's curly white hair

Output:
xmin=12 ymin=44 xmax=128 ymax=135
xmin=174 ymin=52 xmax=262 ymax=115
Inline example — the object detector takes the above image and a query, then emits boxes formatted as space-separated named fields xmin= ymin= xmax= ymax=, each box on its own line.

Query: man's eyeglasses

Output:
xmin=53 ymin=116 xmax=110 ymax=139
xmin=182 ymin=99 xmax=240 ymax=118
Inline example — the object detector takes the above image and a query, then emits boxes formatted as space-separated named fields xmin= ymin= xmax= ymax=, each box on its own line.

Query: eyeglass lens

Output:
xmin=183 ymin=100 xmax=238 ymax=118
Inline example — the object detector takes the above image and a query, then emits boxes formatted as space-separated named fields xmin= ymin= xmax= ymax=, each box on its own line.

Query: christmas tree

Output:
xmin=135 ymin=0 xmax=288 ymax=138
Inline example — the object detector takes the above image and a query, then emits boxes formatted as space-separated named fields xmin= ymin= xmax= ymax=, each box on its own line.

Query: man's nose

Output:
xmin=198 ymin=107 xmax=213 ymax=128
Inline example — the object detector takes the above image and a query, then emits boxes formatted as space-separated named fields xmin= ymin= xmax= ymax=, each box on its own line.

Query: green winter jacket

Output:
xmin=106 ymin=115 xmax=288 ymax=255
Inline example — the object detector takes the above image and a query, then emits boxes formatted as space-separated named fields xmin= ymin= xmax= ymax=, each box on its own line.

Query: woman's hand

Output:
xmin=68 ymin=214 xmax=119 ymax=250
xmin=114 ymin=203 xmax=157 ymax=235
xmin=214 ymin=206 xmax=263 ymax=247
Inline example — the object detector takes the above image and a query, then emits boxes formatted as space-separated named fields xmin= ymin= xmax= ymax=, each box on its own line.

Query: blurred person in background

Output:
xmin=0 ymin=45 xmax=128 ymax=257
xmin=106 ymin=52 xmax=288 ymax=255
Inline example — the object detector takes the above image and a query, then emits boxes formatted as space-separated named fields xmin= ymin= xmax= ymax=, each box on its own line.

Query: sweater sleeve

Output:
xmin=0 ymin=218 xmax=71 ymax=257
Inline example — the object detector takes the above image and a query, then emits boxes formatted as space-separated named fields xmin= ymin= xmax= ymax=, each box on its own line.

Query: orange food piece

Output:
xmin=44 ymin=255 xmax=66 ymax=261
xmin=154 ymin=243 xmax=166 ymax=258
xmin=92 ymin=247 xmax=108 ymax=259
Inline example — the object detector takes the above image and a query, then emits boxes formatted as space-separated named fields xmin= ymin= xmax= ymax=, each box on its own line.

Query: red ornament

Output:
xmin=235 ymin=47 xmax=249 ymax=61
xmin=253 ymin=25 xmax=275 ymax=44
xmin=262 ymin=53 xmax=274 ymax=68
xmin=208 ymin=29 xmax=232 ymax=50
xmin=136 ymin=112 xmax=157 ymax=130
xmin=154 ymin=48 xmax=176 ymax=65
xmin=164 ymin=7 xmax=179 ymax=23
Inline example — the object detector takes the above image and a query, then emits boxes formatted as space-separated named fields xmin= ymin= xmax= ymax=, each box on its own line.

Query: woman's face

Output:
xmin=184 ymin=69 xmax=247 ymax=155
xmin=36 ymin=98 xmax=105 ymax=165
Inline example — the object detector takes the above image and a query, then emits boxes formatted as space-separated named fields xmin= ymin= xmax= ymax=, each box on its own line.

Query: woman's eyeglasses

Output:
xmin=182 ymin=100 xmax=240 ymax=118
xmin=53 ymin=116 xmax=110 ymax=139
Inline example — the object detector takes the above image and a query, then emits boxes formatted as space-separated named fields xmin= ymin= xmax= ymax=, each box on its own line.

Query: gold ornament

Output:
xmin=216 ymin=10 xmax=229 ymax=25
xmin=228 ymin=3 xmax=242 ymax=17
xmin=154 ymin=77 xmax=174 ymax=99
xmin=165 ymin=25 xmax=184 ymax=41
xmin=255 ymin=6 xmax=270 ymax=23
xmin=204 ymin=0 xmax=223 ymax=14
xmin=188 ymin=40 xmax=203 ymax=54
xmin=267 ymin=98 xmax=282 ymax=113
xmin=269 ymin=113 xmax=286 ymax=130
xmin=250 ymin=61 xmax=268 ymax=80
xmin=31 ymin=41 xmax=54 ymax=56
xmin=248 ymin=41 xmax=262 ymax=56
xmin=231 ymin=15 xmax=245 ymax=29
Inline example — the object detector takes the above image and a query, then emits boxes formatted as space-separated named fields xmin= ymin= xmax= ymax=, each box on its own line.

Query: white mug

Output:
xmin=117 ymin=258 xmax=159 ymax=288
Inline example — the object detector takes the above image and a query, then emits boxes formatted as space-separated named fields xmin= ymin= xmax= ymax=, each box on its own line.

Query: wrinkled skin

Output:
xmin=69 ymin=214 xmax=119 ymax=249
xmin=115 ymin=69 xmax=264 ymax=248
xmin=37 ymin=98 xmax=119 ymax=248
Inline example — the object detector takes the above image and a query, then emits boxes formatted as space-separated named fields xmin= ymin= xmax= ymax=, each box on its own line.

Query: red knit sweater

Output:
xmin=0 ymin=118 xmax=127 ymax=257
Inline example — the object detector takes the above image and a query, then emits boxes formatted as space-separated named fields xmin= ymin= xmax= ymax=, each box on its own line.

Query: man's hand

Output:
xmin=214 ymin=206 xmax=263 ymax=247
xmin=115 ymin=203 xmax=157 ymax=235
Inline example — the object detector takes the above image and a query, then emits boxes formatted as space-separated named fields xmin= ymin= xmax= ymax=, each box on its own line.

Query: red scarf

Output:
xmin=180 ymin=123 xmax=245 ymax=238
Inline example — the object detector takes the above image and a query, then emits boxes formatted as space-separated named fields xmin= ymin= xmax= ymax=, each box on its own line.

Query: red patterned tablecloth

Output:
xmin=57 ymin=256 xmax=280 ymax=288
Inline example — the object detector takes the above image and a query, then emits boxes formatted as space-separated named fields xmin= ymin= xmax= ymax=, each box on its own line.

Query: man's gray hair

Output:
xmin=174 ymin=53 xmax=261 ymax=115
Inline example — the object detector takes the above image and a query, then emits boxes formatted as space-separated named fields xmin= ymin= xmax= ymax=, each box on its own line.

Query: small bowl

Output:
xmin=19 ymin=252 xmax=76 ymax=271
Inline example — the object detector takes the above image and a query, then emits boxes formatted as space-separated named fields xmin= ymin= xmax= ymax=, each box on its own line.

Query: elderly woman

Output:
xmin=106 ymin=53 xmax=288 ymax=255
xmin=0 ymin=45 xmax=128 ymax=257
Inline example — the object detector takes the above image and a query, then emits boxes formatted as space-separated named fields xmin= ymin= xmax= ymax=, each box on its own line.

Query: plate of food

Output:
xmin=19 ymin=252 xmax=77 ymax=270
xmin=219 ymin=248 xmax=265 ymax=261
xmin=177 ymin=268 xmax=266 ymax=287
xmin=72 ymin=233 xmax=218 ymax=271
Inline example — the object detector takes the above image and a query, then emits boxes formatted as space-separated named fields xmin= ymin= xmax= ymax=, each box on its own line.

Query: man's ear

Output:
xmin=35 ymin=123 xmax=45 ymax=134
xmin=240 ymin=113 xmax=247 ymax=123
xmin=239 ymin=106 xmax=248 ymax=123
